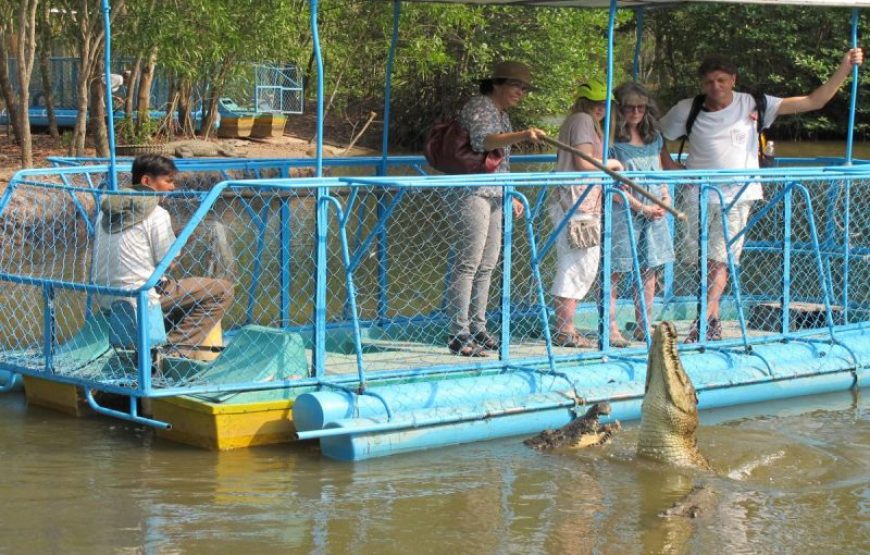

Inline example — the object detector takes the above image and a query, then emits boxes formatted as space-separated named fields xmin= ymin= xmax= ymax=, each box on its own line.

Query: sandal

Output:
xmin=610 ymin=332 xmax=630 ymax=348
xmin=685 ymin=317 xmax=723 ymax=343
xmin=632 ymin=326 xmax=649 ymax=342
xmin=448 ymin=334 xmax=488 ymax=357
xmin=551 ymin=330 xmax=593 ymax=348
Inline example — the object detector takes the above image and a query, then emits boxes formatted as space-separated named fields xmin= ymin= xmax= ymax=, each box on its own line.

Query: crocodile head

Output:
xmin=637 ymin=322 xmax=710 ymax=469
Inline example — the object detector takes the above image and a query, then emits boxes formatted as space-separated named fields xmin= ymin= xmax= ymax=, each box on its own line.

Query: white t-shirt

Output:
xmin=92 ymin=205 xmax=176 ymax=307
xmin=660 ymin=91 xmax=782 ymax=204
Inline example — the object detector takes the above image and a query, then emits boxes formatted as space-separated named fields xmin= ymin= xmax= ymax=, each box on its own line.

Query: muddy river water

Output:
xmin=0 ymin=389 xmax=866 ymax=554
xmin=1 ymin=141 xmax=868 ymax=553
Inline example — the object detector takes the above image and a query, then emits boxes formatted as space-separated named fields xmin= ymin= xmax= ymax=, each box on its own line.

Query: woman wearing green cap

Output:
xmin=549 ymin=80 xmax=623 ymax=348
xmin=446 ymin=61 xmax=546 ymax=357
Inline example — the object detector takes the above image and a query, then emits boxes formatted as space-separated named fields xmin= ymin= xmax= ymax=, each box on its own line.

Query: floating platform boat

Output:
xmin=2 ymin=0 xmax=870 ymax=462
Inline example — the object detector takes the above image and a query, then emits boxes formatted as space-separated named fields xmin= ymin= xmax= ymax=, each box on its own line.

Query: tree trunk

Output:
xmin=177 ymin=78 xmax=193 ymax=136
xmin=200 ymin=57 xmax=234 ymax=139
xmin=88 ymin=70 xmax=108 ymax=157
xmin=16 ymin=0 xmax=39 ymax=168
xmin=136 ymin=46 xmax=158 ymax=131
xmin=38 ymin=3 xmax=58 ymax=138
xmin=71 ymin=53 xmax=92 ymax=157
xmin=0 ymin=35 xmax=21 ymax=143
xmin=125 ymin=56 xmax=141 ymax=116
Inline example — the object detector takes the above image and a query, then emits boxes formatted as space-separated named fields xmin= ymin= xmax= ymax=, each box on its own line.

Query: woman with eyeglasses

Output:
xmin=607 ymin=81 xmax=683 ymax=347
xmin=549 ymin=80 xmax=624 ymax=348
xmin=446 ymin=61 xmax=546 ymax=357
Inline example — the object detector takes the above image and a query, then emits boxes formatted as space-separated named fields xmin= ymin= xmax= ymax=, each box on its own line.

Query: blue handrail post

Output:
xmin=42 ymin=284 xmax=55 ymax=373
xmin=100 ymin=0 xmax=117 ymax=191
xmin=280 ymin=198 xmax=292 ymax=328
xmin=843 ymin=179 xmax=851 ymax=324
xmin=136 ymin=291 xmax=153 ymax=395
xmin=632 ymin=8 xmax=646 ymax=81
xmin=500 ymin=186 xmax=514 ymax=361
xmin=311 ymin=0 xmax=327 ymax=377
xmin=600 ymin=184 xmax=614 ymax=350
xmin=782 ymin=187 xmax=793 ymax=335
xmin=845 ymin=8 xmax=860 ymax=165
xmin=602 ymin=0 xmax=618 ymax=159
xmin=698 ymin=186 xmax=710 ymax=343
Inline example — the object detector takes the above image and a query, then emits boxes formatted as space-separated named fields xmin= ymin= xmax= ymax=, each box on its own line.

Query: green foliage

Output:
xmin=37 ymin=0 xmax=868 ymax=149
xmin=115 ymin=115 xmax=158 ymax=145
xmin=645 ymin=4 xmax=868 ymax=140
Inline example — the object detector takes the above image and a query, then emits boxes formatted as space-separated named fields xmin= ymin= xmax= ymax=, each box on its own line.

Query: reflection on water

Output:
xmin=0 ymin=390 xmax=866 ymax=554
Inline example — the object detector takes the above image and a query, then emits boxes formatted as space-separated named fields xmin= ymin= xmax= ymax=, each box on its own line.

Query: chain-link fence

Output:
xmin=0 ymin=163 xmax=864 ymax=399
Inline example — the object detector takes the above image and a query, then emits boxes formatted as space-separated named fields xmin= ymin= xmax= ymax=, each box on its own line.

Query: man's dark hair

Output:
xmin=131 ymin=154 xmax=177 ymax=185
xmin=697 ymin=55 xmax=738 ymax=78
xmin=479 ymin=77 xmax=508 ymax=95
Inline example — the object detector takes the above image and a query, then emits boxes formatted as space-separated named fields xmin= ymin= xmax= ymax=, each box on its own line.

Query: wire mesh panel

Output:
xmin=254 ymin=65 xmax=304 ymax=115
xmin=0 ymin=164 xmax=866 ymax=400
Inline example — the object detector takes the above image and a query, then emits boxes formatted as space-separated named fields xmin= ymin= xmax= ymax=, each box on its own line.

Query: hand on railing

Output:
xmin=512 ymin=197 xmax=525 ymax=219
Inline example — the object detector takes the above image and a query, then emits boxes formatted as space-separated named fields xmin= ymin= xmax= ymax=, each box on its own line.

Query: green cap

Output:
xmin=576 ymin=80 xmax=613 ymax=102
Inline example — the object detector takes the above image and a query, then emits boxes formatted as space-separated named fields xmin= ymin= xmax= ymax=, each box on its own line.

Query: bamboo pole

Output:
xmin=541 ymin=135 xmax=687 ymax=221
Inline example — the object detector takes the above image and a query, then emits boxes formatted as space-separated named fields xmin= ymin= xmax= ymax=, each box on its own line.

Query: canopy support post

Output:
xmin=100 ymin=0 xmax=117 ymax=190
xmin=311 ymin=0 xmax=327 ymax=377
xmin=632 ymin=8 xmax=645 ymax=81
xmin=380 ymin=0 xmax=401 ymax=177
xmin=846 ymin=8 xmax=860 ymax=165
xmin=602 ymin=0 xmax=617 ymax=158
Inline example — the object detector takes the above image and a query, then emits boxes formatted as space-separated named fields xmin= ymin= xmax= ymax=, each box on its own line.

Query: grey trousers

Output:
xmin=159 ymin=277 xmax=234 ymax=349
xmin=446 ymin=194 xmax=503 ymax=336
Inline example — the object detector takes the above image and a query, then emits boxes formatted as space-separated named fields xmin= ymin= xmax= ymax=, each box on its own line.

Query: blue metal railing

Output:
xmin=0 ymin=162 xmax=867 ymax=416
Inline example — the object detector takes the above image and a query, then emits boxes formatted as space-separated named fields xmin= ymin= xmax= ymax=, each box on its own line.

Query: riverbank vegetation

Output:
xmin=0 ymin=1 xmax=866 ymax=168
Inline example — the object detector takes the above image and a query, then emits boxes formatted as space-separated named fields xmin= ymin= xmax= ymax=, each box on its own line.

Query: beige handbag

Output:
xmin=566 ymin=218 xmax=601 ymax=250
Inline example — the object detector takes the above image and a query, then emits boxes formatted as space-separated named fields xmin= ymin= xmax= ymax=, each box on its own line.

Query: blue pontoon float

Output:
xmin=0 ymin=0 xmax=868 ymax=459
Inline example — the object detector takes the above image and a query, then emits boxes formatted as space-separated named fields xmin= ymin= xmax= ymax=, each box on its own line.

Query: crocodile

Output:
xmin=524 ymin=321 xmax=708 ymax=471
xmin=524 ymin=402 xmax=621 ymax=450
xmin=163 ymin=140 xmax=242 ymax=158
xmin=637 ymin=321 xmax=711 ymax=470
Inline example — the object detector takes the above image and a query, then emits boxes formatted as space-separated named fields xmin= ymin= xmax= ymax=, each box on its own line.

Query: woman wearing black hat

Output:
xmin=446 ymin=61 xmax=545 ymax=357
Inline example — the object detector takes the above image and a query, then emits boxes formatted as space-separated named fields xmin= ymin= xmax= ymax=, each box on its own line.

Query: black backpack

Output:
xmin=677 ymin=91 xmax=774 ymax=167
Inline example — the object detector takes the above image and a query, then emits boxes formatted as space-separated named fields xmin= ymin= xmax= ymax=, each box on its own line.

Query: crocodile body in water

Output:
xmin=525 ymin=321 xmax=709 ymax=470
xmin=637 ymin=321 xmax=711 ymax=470
xmin=524 ymin=402 xmax=621 ymax=450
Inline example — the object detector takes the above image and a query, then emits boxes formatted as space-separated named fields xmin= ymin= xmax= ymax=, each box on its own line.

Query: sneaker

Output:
xmin=473 ymin=331 xmax=499 ymax=350
xmin=448 ymin=334 xmax=488 ymax=357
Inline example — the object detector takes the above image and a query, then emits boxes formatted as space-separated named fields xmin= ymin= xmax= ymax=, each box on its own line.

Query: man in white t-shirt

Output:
xmin=660 ymin=49 xmax=863 ymax=342
xmin=93 ymin=154 xmax=233 ymax=355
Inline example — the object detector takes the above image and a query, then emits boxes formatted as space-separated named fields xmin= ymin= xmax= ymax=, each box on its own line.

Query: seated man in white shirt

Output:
xmin=660 ymin=48 xmax=863 ymax=342
xmin=92 ymin=154 xmax=234 ymax=356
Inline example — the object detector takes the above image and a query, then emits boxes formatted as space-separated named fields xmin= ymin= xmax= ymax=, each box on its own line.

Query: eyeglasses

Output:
xmin=504 ymin=79 xmax=531 ymax=93
xmin=621 ymin=104 xmax=647 ymax=113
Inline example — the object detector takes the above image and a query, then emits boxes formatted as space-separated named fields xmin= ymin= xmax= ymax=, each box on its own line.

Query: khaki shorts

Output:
xmin=681 ymin=197 xmax=754 ymax=265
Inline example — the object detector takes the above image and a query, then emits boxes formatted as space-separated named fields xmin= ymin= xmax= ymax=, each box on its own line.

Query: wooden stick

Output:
xmin=541 ymin=135 xmax=686 ymax=221
xmin=341 ymin=111 xmax=377 ymax=156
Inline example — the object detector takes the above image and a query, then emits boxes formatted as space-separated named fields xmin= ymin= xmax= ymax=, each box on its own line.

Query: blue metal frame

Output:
xmin=2 ymin=0 xmax=865 ymax=445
